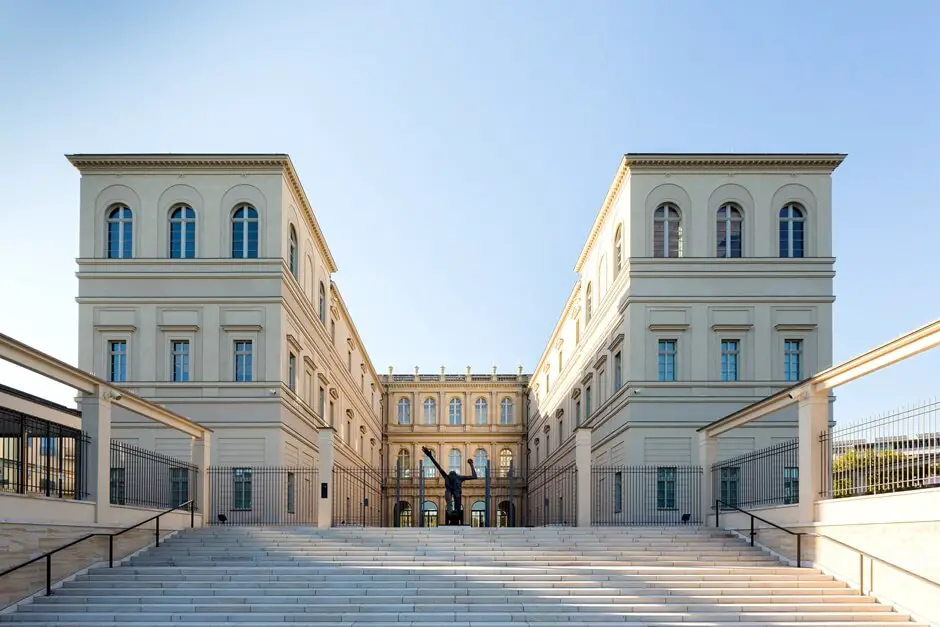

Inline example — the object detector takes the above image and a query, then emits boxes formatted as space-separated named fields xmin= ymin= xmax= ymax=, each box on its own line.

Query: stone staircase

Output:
xmin=1 ymin=526 xmax=924 ymax=626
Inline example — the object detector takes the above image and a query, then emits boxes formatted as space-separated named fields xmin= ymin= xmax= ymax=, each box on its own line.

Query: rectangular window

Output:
xmin=614 ymin=471 xmax=623 ymax=514
xmin=545 ymin=373 xmax=550 ymax=394
xmin=557 ymin=419 xmax=563 ymax=447
xmin=585 ymin=386 xmax=592 ymax=418
xmin=656 ymin=467 xmax=677 ymax=509
xmin=330 ymin=320 xmax=336 ymax=344
xmin=784 ymin=339 xmax=802 ymax=382
xmin=575 ymin=400 xmax=581 ymax=427
xmin=233 ymin=468 xmax=253 ymax=510
xmin=657 ymin=340 xmax=677 ymax=382
xmin=784 ymin=467 xmax=799 ymax=504
xmin=575 ymin=320 xmax=581 ymax=344
xmin=720 ymin=467 xmax=740 ymax=508
xmin=720 ymin=340 xmax=739 ymax=382
xmin=109 ymin=468 xmax=126 ymax=505
xmin=171 ymin=340 xmax=190 ymax=382
xmin=287 ymin=472 xmax=296 ymax=514
xmin=598 ymin=369 xmax=606 ymax=402
xmin=329 ymin=401 xmax=335 ymax=427
xmin=108 ymin=340 xmax=127 ymax=383
xmin=347 ymin=351 xmax=352 ymax=372
xmin=288 ymin=352 xmax=297 ymax=391
xmin=558 ymin=351 xmax=563 ymax=371
xmin=234 ymin=340 xmax=253 ymax=382
xmin=318 ymin=386 xmax=325 ymax=418
xmin=170 ymin=467 xmax=189 ymax=507
xmin=360 ymin=372 xmax=364 ymax=392
xmin=614 ymin=351 xmax=622 ymax=391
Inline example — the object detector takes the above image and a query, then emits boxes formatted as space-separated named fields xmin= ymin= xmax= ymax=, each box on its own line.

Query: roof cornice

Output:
xmin=65 ymin=153 xmax=339 ymax=274
xmin=572 ymin=153 xmax=846 ymax=273
xmin=329 ymin=281 xmax=381 ymax=385
xmin=528 ymin=281 xmax=580 ymax=389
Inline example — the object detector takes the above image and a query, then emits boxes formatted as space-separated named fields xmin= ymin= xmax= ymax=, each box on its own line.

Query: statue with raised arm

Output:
xmin=422 ymin=446 xmax=477 ymax=525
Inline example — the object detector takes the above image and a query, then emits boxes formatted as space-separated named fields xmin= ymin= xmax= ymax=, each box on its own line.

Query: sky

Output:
xmin=0 ymin=0 xmax=938 ymax=425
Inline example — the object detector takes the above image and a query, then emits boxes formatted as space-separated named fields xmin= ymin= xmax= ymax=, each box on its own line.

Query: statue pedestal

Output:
xmin=445 ymin=508 xmax=464 ymax=526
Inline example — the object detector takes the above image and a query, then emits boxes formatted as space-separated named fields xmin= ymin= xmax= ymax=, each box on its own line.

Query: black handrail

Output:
xmin=809 ymin=533 xmax=940 ymax=595
xmin=0 ymin=500 xmax=194 ymax=598
xmin=715 ymin=499 xmax=805 ymax=567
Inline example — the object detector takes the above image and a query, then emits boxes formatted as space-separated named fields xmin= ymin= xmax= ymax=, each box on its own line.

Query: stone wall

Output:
xmin=0 ymin=523 xmax=156 ymax=610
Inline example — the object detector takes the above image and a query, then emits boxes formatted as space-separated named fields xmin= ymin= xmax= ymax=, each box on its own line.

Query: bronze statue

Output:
xmin=421 ymin=446 xmax=477 ymax=525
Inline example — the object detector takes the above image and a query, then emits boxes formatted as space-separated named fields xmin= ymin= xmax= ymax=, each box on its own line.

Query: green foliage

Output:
xmin=831 ymin=447 xmax=940 ymax=498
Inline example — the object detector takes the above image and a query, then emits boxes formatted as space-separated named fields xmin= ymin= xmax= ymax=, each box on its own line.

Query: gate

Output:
xmin=208 ymin=466 xmax=318 ymax=525
xmin=526 ymin=462 xmax=577 ymax=526
xmin=332 ymin=465 xmax=385 ymax=526
xmin=592 ymin=465 xmax=702 ymax=525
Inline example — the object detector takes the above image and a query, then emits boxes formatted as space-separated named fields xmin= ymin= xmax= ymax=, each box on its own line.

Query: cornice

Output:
xmin=329 ymin=281 xmax=381 ymax=385
xmin=622 ymin=153 xmax=846 ymax=171
xmin=574 ymin=156 xmax=629 ymax=273
xmin=65 ymin=153 xmax=339 ymax=273
xmin=529 ymin=281 xmax=581 ymax=390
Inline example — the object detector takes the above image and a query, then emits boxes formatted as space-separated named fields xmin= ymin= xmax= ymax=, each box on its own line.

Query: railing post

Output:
xmin=484 ymin=468 xmax=491 ymax=527
xmin=394 ymin=461 xmax=401 ymax=528
xmin=155 ymin=515 xmax=160 ymax=547
xmin=749 ymin=515 xmax=755 ymax=546
xmin=45 ymin=554 xmax=51 ymax=596
xmin=508 ymin=462 xmax=515 ymax=527
xmin=418 ymin=461 xmax=425 ymax=528
xmin=108 ymin=535 xmax=114 ymax=567
xmin=715 ymin=500 xmax=720 ymax=528
xmin=190 ymin=500 xmax=195 ymax=528
xmin=797 ymin=533 xmax=803 ymax=568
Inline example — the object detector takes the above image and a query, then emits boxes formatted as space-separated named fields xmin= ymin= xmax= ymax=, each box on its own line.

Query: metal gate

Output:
xmin=592 ymin=465 xmax=702 ymax=525
xmin=208 ymin=466 xmax=319 ymax=525
xmin=332 ymin=465 xmax=385 ymax=526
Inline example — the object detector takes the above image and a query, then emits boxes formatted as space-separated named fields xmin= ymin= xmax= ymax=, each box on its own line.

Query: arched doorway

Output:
xmin=422 ymin=500 xmax=438 ymax=528
xmin=395 ymin=501 xmax=412 ymax=527
xmin=497 ymin=500 xmax=515 ymax=527
xmin=470 ymin=501 xmax=486 ymax=527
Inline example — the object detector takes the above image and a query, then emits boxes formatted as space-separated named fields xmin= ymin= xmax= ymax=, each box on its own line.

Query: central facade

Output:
xmin=67 ymin=152 xmax=842 ymax=525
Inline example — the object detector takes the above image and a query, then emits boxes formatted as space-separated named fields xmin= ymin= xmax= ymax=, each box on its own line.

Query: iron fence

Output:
xmin=388 ymin=461 xmax=522 ymax=528
xmin=208 ymin=466 xmax=318 ymax=525
xmin=333 ymin=465 xmax=385 ymax=526
xmin=0 ymin=406 xmax=90 ymax=500
xmin=711 ymin=439 xmax=799 ymax=510
xmin=821 ymin=399 xmax=940 ymax=498
xmin=526 ymin=462 xmax=576 ymax=526
xmin=110 ymin=440 xmax=198 ymax=510
xmin=593 ymin=465 xmax=703 ymax=525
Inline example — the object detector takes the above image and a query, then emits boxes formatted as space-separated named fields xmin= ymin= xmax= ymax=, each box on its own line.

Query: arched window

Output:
xmin=716 ymin=204 xmax=743 ymax=258
xmin=499 ymin=448 xmax=513 ymax=476
xmin=396 ymin=501 xmax=412 ymax=527
xmin=471 ymin=501 xmax=486 ymax=527
xmin=474 ymin=448 xmax=488 ymax=475
xmin=397 ymin=448 xmax=411 ymax=476
xmin=613 ymin=224 xmax=623 ymax=278
xmin=585 ymin=282 xmax=593 ymax=324
xmin=422 ymin=501 xmax=438 ymax=528
xmin=448 ymin=448 xmax=462 ymax=473
xmin=288 ymin=225 xmax=298 ymax=278
xmin=397 ymin=398 xmax=411 ymax=424
xmin=779 ymin=203 xmax=805 ymax=258
xmin=318 ymin=282 xmax=327 ymax=323
xmin=232 ymin=205 xmax=259 ymax=259
xmin=500 ymin=398 xmax=513 ymax=424
xmin=653 ymin=203 xmax=682 ymax=258
xmin=169 ymin=206 xmax=195 ymax=259
xmin=423 ymin=398 xmax=436 ymax=424
xmin=474 ymin=398 xmax=487 ymax=425
xmin=448 ymin=398 xmax=462 ymax=425
xmin=106 ymin=205 xmax=133 ymax=259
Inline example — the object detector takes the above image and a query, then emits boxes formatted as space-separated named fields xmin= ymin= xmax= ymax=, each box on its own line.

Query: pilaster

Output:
xmin=318 ymin=427 xmax=335 ymax=528
xmin=797 ymin=388 xmax=828 ymax=523
xmin=80 ymin=387 xmax=112 ymax=523
xmin=575 ymin=427 xmax=592 ymax=527
xmin=698 ymin=431 xmax=718 ymax=526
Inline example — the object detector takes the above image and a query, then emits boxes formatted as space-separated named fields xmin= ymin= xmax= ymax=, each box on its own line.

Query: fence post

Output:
xmin=418 ymin=461 xmax=425 ymax=528
xmin=699 ymin=432 xmax=718 ymax=526
xmin=484 ymin=467 xmax=491 ymax=527
xmin=507 ymin=462 xmax=514 ymax=527
xmin=574 ymin=428 xmax=591 ymax=527
xmin=193 ymin=432 xmax=211 ymax=526
xmin=80 ymin=388 xmax=113 ymax=523
xmin=797 ymin=390 xmax=828 ymax=524
xmin=394 ymin=460 xmax=401 ymax=528
xmin=317 ymin=428 xmax=335 ymax=528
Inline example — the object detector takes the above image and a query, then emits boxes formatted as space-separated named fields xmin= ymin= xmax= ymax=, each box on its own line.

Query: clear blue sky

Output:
xmin=1 ymin=0 xmax=938 ymax=424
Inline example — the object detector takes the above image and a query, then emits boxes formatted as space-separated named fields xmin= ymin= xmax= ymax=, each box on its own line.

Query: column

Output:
xmin=81 ymin=387 xmax=112 ymax=524
xmin=699 ymin=431 xmax=718 ymax=526
xmin=413 ymin=391 xmax=418 ymax=425
xmin=575 ymin=427 xmax=592 ymax=527
xmin=798 ymin=390 xmax=828 ymax=524
xmin=193 ymin=432 xmax=211 ymax=526
xmin=318 ymin=428 xmax=335 ymax=528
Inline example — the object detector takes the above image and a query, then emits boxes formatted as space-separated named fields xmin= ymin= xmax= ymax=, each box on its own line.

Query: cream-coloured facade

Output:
xmin=528 ymin=154 xmax=843 ymax=472
xmin=68 ymin=152 xmax=842 ymax=479
xmin=70 ymin=154 xmax=382 ymax=470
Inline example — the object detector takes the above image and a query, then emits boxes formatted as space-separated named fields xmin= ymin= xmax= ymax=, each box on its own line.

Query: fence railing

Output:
xmin=526 ymin=462 xmax=577 ymax=526
xmin=0 ymin=406 xmax=90 ymax=500
xmin=207 ymin=466 xmax=318 ymax=525
xmin=333 ymin=465 xmax=385 ymax=527
xmin=711 ymin=439 xmax=800 ymax=510
xmin=109 ymin=440 xmax=197 ymax=510
xmin=593 ymin=465 xmax=703 ymax=525
xmin=821 ymin=399 xmax=940 ymax=499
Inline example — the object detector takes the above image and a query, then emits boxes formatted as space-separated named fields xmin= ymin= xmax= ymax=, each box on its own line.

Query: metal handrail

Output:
xmin=0 ymin=500 xmax=194 ymax=598
xmin=809 ymin=533 xmax=940 ymax=595
xmin=715 ymin=499 xmax=805 ymax=567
